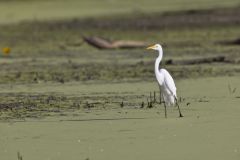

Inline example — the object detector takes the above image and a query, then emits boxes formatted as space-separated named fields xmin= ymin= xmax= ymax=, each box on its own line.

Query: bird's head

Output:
xmin=146 ymin=44 xmax=162 ymax=51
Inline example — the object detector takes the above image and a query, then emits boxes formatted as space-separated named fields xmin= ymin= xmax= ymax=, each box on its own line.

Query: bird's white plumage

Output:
xmin=160 ymin=69 xmax=176 ymax=96
xmin=159 ymin=69 xmax=176 ymax=106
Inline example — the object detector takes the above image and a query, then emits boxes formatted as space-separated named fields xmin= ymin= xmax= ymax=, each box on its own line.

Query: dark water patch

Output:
xmin=219 ymin=38 xmax=240 ymax=46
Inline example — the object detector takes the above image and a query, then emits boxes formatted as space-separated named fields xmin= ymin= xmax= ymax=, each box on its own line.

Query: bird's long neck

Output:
xmin=155 ymin=48 xmax=163 ymax=74
xmin=154 ymin=48 xmax=164 ymax=86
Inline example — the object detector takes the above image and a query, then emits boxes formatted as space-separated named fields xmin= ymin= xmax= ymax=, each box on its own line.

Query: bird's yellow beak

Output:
xmin=146 ymin=45 xmax=155 ymax=50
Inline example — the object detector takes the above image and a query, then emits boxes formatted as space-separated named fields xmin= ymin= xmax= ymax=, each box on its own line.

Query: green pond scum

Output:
xmin=0 ymin=0 xmax=240 ymax=160
xmin=0 ymin=77 xmax=240 ymax=160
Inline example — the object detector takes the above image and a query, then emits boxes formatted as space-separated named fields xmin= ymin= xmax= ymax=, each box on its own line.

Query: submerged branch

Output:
xmin=165 ymin=56 xmax=230 ymax=65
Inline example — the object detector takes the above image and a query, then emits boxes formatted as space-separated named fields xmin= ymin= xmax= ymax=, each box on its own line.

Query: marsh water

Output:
xmin=0 ymin=77 xmax=239 ymax=160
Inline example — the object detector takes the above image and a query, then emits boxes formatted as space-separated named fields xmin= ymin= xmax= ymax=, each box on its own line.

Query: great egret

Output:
xmin=147 ymin=44 xmax=183 ymax=118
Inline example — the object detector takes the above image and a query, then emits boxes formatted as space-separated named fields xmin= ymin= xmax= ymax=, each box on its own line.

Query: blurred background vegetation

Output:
xmin=0 ymin=0 xmax=239 ymax=84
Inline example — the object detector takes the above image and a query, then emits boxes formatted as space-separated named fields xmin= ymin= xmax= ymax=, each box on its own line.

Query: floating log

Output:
xmin=83 ymin=36 xmax=148 ymax=49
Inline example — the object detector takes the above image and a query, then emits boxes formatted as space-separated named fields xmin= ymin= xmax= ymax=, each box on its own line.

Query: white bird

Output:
xmin=147 ymin=44 xmax=183 ymax=118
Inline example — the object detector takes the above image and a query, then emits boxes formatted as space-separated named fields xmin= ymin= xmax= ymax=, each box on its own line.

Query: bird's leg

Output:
xmin=160 ymin=90 xmax=167 ymax=118
xmin=159 ymin=86 xmax=162 ymax=104
xmin=175 ymin=97 xmax=184 ymax=118
xmin=159 ymin=87 xmax=167 ymax=118
xmin=163 ymin=101 xmax=167 ymax=118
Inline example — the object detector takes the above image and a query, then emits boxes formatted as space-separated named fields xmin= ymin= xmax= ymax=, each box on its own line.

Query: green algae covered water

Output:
xmin=0 ymin=76 xmax=240 ymax=160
